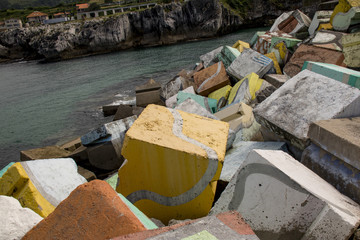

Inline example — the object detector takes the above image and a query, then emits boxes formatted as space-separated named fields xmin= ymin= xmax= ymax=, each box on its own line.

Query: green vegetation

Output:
xmin=219 ymin=0 xmax=252 ymax=17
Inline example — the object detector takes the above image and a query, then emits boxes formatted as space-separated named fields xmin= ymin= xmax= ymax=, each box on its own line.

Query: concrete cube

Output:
xmin=215 ymin=46 xmax=240 ymax=68
xmin=270 ymin=10 xmax=311 ymax=37
xmin=254 ymin=70 xmax=360 ymax=150
xmin=175 ymin=98 xmax=218 ymax=120
xmin=264 ymin=74 xmax=289 ymax=88
xmin=211 ymin=149 xmax=360 ymax=240
xmin=308 ymin=11 xmax=333 ymax=35
xmin=23 ymin=180 xmax=157 ymax=240
xmin=341 ymin=32 xmax=360 ymax=68
xmin=160 ymin=76 xmax=195 ymax=101
xmin=177 ymin=91 xmax=218 ymax=113
xmin=86 ymin=141 xmax=122 ymax=171
xmin=20 ymin=145 xmax=70 ymax=161
xmin=136 ymin=79 xmax=162 ymax=107
xmin=253 ymin=31 xmax=293 ymax=55
xmin=249 ymin=31 xmax=267 ymax=47
xmin=165 ymin=86 xmax=195 ymax=108
xmin=113 ymin=105 xmax=134 ymax=121
xmin=232 ymin=40 xmax=250 ymax=53
xmin=117 ymin=104 xmax=229 ymax=224
xmin=227 ymin=48 xmax=274 ymax=81
xmin=208 ymin=85 xmax=232 ymax=109
xmin=0 ymin=158 xmax=86 ymax=217
xmin=309 ymin=30 xmax=345 ymax=52
xmin=199 ymin=46 xmax=223 ymax=68
xmin=194 ymin=61 xmax=230 ymax=96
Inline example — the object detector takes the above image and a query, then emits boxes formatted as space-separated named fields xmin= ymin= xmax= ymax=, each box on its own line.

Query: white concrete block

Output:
xmin=166 ymin=86 xmax=195 ymax=108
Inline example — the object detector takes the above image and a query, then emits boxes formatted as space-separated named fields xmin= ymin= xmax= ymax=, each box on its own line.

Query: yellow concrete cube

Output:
xmin=117 ymin=104 xmax=229 ymax=224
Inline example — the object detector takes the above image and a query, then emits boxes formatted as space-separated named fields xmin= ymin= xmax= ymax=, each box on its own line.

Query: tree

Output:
xmin=104 ymin=0 xmax=113 ymax=3
xmin=88 ymin=3 xmax=100 ymax=11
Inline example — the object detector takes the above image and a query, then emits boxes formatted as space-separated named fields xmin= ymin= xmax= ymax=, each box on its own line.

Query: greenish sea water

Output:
xmin=0 ymin=27 xmax=264 ymax=169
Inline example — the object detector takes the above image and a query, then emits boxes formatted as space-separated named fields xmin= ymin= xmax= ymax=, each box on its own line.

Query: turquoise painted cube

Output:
xmin=216 ymin=46 xmax=240 ymax=69
xmin=270 ymin=36 xmax=302 ymax=51
xmin=177 ymin=91 xmax=218 ymax=113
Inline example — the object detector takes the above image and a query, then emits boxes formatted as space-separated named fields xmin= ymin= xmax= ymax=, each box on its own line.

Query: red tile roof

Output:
xmin=76 ymin=3 xmax=90 ymax=9
xmin=27 ymin=11 xmax=48 ymax=18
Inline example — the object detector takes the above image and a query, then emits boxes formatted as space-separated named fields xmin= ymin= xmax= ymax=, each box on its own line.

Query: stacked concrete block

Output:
xmin=105 ymin=172 xmax=118 ymax=190
xmin=331 ymin=0 xmax=360 ymax=32
xmin=194 ymin=61 xmax=230 ymax=96
xmin=23 ymin=180 xmax=157 ymax=240
xmin=0 ymin=162 xmax=15 ymax=177
xmin=0 ymin=196 xmax=42 ymax=240
xmin=160 ymin=76 xmax=195 ymax=101
xmin=308 ymin=30 xmax=345 ymax=52
xmin=177 ymin=91 xmax=218 ymax=114
xmin=283 ymin=44 xmax=345 ymax=77
xmin=215 ymin=46 xmax=240 ymax=68
xmin=199 ymin=46 xmax=223 ymax=68
xmin=165 ymin=86 xmax=195 ymax=108
xmin=20 ymin=145 xmax=70 ymax=161
xmin=264 ymin=74 xmax=288 ymax=88
xmin=308 ymin=11 xmax=333 ymax=35
xmin=254 ymin=70 xmax=360 ymax=150
xmin=303 ymin=61 xmax=360 ymax=89
xmin=249 ymin=31 xmax=267 ymax=47
xmin=77 ymin=166 xmax=96 ymax=181
xmin=265 ymin=52 xmax=282 ymax=74
xmin=227 ymin=48 xmax=274 ymax=81
xmin=208 ymin=85 xmax=232 ymax=109
xmin=113 ymin=105 xmax=134 ymax=121
xmin=175 ymin=98 xmax=218 ymax=120
xmin=117 ymin=104 xmax=229 ymax=224
xmin=211 ymin=149 xmax=360 ymax=240
xmin=268 ymin=40 xmax=291 ymax=67
xmin=270 ymin=36 xmax=302 ymax=51
xmin=0 ymin=158 xmax=86 ymax=217
xmin=232 ymin=40 xmax=250 ymax=53
xmin=270 ymin=10 xmax=311 ymax=37
xmin=252 ymin=31 xmax=293 ymax=55
xmin=342 ymin=32 xmax=360 ymax=68
xmin=60 ymin=137 xmax=82 ymax=152
xmin=136 ymin=79 xmax=162 ymax=107
xmin=80 ymin=116 xmax=136 ymax=170
xmin=102 ymin=96 xmax=136 ymax=116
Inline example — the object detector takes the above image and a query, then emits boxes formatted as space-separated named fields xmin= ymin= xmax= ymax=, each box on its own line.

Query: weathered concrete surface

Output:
xmin=303 ymin=61 xmax=360 ymax=89
xmin=200 ymin=46 xmax=223 ymax=68
xmin=220 ymin=141 xmax=287 ymax=183
xmin=60 ymin=137 xmax=82 ymax=152
xmin=211 ymin=149 xmax=360 ymax=240
xmin=177 ymin=91 xmax=218 ymax=113
xmin=117 ymin=104 xmax=229 ymax=224
xmin=253 ymin=31 xmax=293 ymax=55
xmin=308 ymin=117 xmax=360 ymax=170
xmin=215 ymin=46 xmax=240 ymax=68
xmin=308 ymin=30 xmax=345 ymax=52
xmin=160 ymin=76 xmax=195 ymax=101
xmin=0 ymin=158 xmax=86 ymax=217
xmin=301 ymin=144 xmax=360 ymax=204
xmin=175 ymin=98 xmax=218 ymax=120
xmin=194 ymin=61 xmax=230 ymax=96
xmin=0 ymin=162 xmax=15 ymax=177
xmin=254 ymin=70 xmax=360 ymax=150
xmin=341 ymin=32 xmax=360 ymax=68
xmin=86 ymin=141 xmax=121 ymax=171
xmin=166 ymin=86 xmax=195 ymax=108
xmin=22 ymin=180 xmax=152 ymax=240
xmin=233 ymin=120 xmax=262 ymax=142
xmin=227 ymin=48 xmax=274 ymax=80
xmin=233 ymin=40 xmax=250 ymax=53
xmin=308 ymin=11 xmax=333 ymax=35
xmin=136 ymin=79 xmax=162 ymax=107
xmin=208 ymin=85 xmax=232 ymax=109
xmin=264 ymin=74 xmax=289 ymax=88
xmin=0 ymin=196 xmax=42 ymax=240
xmin=114 ymin=211 xmax=258 ymax=240
xmin=77 ymin=166 xmax=96 ymax=181
xmin=283 ymin=44 xmax=345 ymax=77
xmin=20 ymin=145 xmax=70 ymax=161
xmin=113 ymin=105 xmax=134 ymax=121
xmin=105 ymin=172 xmax=118 ymax=190
xmin=270 ymin=10 xmax=311 ymax=37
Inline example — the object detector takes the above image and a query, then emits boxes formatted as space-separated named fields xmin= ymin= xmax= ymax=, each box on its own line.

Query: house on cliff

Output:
xmin=27 ymin=11 xmax=49 ymax=25
xmin=5 ymin=19 xmax=23 ymax=29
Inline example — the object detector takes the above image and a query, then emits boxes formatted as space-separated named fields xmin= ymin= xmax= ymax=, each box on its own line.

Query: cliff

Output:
xmin=0 ymin=0 xmax=320 ymax=62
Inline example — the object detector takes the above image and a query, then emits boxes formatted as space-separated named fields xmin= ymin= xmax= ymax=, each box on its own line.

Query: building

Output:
xmin=76 ymin=3 xmax=90 ymax=13
xmin=26 ymin=11 xmax=49 ymax=24
xmin=53 ymin=12 xmax=71 ymax=19
xmin=4 ymin=19 xmax=23 ymax=29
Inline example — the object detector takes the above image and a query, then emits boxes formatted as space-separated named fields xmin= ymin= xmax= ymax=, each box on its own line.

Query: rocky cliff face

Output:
xmin=0 ymin=0 xmax=321 ymax=62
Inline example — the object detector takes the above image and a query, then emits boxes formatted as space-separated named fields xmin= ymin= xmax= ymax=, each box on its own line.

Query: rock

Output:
xmin=270 ymin=10 xmax=311 ymax=38
xmin=136 ymin=79 xmax=162 ymax=107
xmin=308 ymin=29 xmax=345 ymax=52
xmin=208 ymin=85 xmax=232 ymax=109
xmin=215 ymin=46 xmax=240 ymax=68
xmin=220 ymin=141 xmax=287 ymax=184
xmin=301 ymin=144 xmax=360 ymax=204
xmin=160 ymin=76 xmax=195 ymax=101
xmin=194 ymin=61 xmax=230 ymax=96
xmin=175 ymin=98 xmax=218 ymax=120
xmin=303 ymin=61 xmax=360 ymax=89
xmin=227 ymin=48 xmax=274 ymax=81
xmin=232 ymin=40 xmax=250 ymax=53
xmin=114 ymin=211 xmax=258 ymax=239
xmin=165 ymin=86 xmax=195 ymax=109
xmin=211 ymin=149 xmax=360 ymax=240
xmin=254 ymin=70 xmax=360 ymax=150
xmin=0 ymin=196 xmax=42 ymax=240
xmin=264 ymin=74 xmax=289 ymax=88
xmin=117 ymin=104 xmax=229 ymax=224
xmin=22 ymin=180 xmax=157 ymax=240
xmin=308 ymin=11 xmax=333 ymax=35
xmin=341 ymin=32 xmax=360 ymax=69
xmin=0 ymin=158 xmax=87 ymax=217
xmin=177 ymin=91 xmax=218 ymax=113
xmin=283 ymin=44 xmax=345 ymax=78
xmin=214 ymin=102 xmax=254 ymax=132
xmin=199 ymin=46 xmax=223 ymax=68
xmin=20 ymin=145 xmax=70 ymax=161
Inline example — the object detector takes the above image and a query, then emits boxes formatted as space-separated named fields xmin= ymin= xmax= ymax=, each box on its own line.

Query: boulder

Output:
xmin=254 ymin=70 xmax=360 ymax=150
xmin=211 ymin=149 xmax=360 ymax=240
xmin=117 ymin=104 xmax=229 ymax=224
xmin=0 ymin=158 xmax=86 ymax=217
xmin=23 ymin=180 xmax=157 ymax=240
xmin=165 ymin=86 xmax=195 ymax=108
xmin=0 ymin=196 xmax=42 ymax=240
xmin=177 ymin=91 xmax=218 ymax=113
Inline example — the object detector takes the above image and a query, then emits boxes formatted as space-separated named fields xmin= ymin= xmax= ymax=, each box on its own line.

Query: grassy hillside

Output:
xmin=0 ymin=0 xmax=84 ymax=10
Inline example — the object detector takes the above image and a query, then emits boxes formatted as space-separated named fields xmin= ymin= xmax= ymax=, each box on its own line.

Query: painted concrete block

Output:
xmin=264 ymin=74 xmax=288 ymax=88
xmin=301 ymin=144 xmax=360 ymax=204
xmin=160 ymin=76 xmax=195 ymax=101
xmin=208 ymin=85 xmax=232 ymax=110
xmin=0 ymin=158 xmax=86 ymax=217
xmin=308 ymin=117 xmax=360 ymax=170
xmin=308 ymin=30 xmax=345 ymax=52
xmin=270 ymin=36 xmax=302 ymax=51
xmin=249 ymin=31 xmax=266 ymax=47
xmin=175 ymin=98 xmax=218 ymax=120
xmin=332 ymin=1 xmax=360 ymax=31
xmin=214 ymin=102 xmax=254 ymax=132
xmin=166 ymin=86 xmax=195 ymax=109
xmin=283 ymin=44 xmax=345 ymax=77
xmin=220 ymin=142 xmax=287 ymax=183
xmin=253 ymin=31 xmax=293 ymax=55
xmin=211 ymin=149 xmax=360 ymax=240
xmin=23 ymin=180 xmax=156 ymax=240
xmin=303 ymin=61 xmax=360 ymax=89
xmin=194 ymin=61 xmax=230 ymax=97
xmin=268 ymin=40 xmax=291 ymax=67
xmin=227 ymin=73 xmax=270 ymax=106
xmin=0 ymin=196 xmax=42 ymax=240
xmin=177 ymin=91 xmax=218 ymax=113
xmin=105 ymin=172 xmax=118 ymax=190
xmin=114 ymin=211 xmax=258 ymax=240
xmin=270 ymin=10 xmax=311 ymax=36
xmin=117 ymin=104 xmax=229 ymax=224
xmin=0 ymin=162 xmax=14 ymax=177
xmin=233 ymin=120 xmax=262 ymax=143
xmin=199 ymin=46 xmax=223 ymax=68
xmin=20 ymin=145 xmax=70 ymax=161
xmin=136 ymin=79 xmax=162 ymax=107
xmin=215 ymin=46 xmax=240 ymax=68
xmin=254 ymin=70 xmax=360 ymax=150
xmin=265 ymin=52 xmax=282 ymax=74
xmin=342 ymin=32 xmax=360 ymax=68
xmin=227 ymin=48 xmax=274 ymax=81
xmin=308 ymin=11 xmax=333 ymax=35
xmin=232 ymin=40 xmax=250 ymax=53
